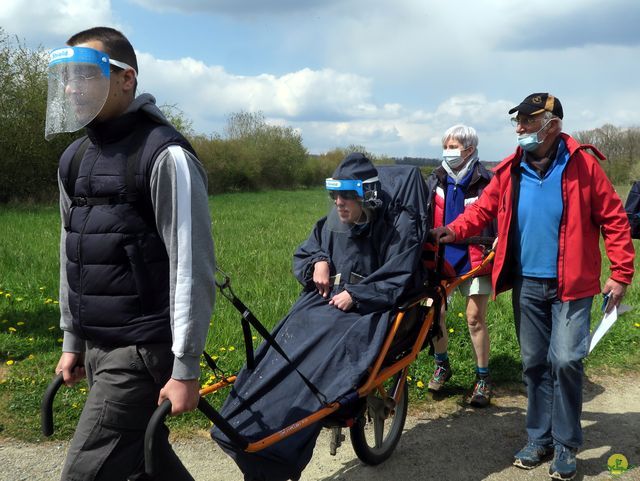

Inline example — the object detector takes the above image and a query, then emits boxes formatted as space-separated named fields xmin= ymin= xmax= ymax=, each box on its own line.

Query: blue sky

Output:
xmin=2 ymin=0 xmax=640 ymax=161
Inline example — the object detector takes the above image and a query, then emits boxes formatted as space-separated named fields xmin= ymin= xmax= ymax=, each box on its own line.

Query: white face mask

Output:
xmin=442 ymin=149 xmax=467 ymax=170
xmin=517 ymin=119 xmax=554 ymax=152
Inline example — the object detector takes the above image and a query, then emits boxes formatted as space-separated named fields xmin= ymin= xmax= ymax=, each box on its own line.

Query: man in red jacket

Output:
xmin=431 ymin=93 xmax=634 ymax=481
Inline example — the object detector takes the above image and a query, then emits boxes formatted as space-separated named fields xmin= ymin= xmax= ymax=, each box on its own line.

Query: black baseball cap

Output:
xmin=508 ymin=93 xmax=563 ymax=119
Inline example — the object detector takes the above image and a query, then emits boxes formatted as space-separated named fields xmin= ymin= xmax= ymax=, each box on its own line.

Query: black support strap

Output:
xmin=216 ymin=269 xmax=329 ymax=406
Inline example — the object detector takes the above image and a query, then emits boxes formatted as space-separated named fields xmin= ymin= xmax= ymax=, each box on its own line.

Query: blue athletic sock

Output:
xmin=435 ymin=352 xmax=449 ymax=363
xmin=476 ymin=366 xmax=489 ymax=378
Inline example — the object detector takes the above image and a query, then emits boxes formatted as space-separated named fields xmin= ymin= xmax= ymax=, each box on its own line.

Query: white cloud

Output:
xmin=129 ymin=0 xmax=334 ymax=16
xmin=0 ymin=0 xmax=115 ymax=46
xmin=137 ymin=52 xmax=379 ymax=123
xmin=2 ymin=0 xmax=640 ymax=159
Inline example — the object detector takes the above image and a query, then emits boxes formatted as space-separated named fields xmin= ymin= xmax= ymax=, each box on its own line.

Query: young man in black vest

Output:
xmin=46 ymin=27 xmax=216 ymax=481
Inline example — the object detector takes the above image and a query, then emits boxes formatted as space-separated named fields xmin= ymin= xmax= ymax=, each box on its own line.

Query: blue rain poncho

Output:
xmin=212 ymin=156 xmax=430 ymax=481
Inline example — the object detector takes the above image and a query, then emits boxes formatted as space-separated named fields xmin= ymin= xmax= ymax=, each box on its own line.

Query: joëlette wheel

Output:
xmin=349 ymin=374 xmax=408 ymax=465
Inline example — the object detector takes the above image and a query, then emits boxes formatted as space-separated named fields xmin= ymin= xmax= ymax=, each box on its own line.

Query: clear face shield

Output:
xmin=325 ymin=178 xmax=379 ymax=233
xmin=45 ymin=47 xmax=134 ymax=140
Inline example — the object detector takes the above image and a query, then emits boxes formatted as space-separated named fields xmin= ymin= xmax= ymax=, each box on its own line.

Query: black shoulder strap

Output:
xmin=66 ymin=136 xmax=91 ymax=198
xmin=69 ymin=130 xmax=146 ymax=207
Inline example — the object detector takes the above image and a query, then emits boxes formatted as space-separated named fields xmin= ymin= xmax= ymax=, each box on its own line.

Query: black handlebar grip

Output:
xmin=41 ymin=373 xmax=65 ymax=436
xmin=144 ymin=399 xmax=173 ymax=477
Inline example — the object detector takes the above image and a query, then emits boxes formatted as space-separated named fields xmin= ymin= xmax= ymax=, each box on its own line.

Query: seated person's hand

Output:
xmin=429 ymin=226 xmax=456 ymax=243
xmin=313 ymin=260 xmax=331 ymax=298
xmin=329 ymin=290 xmax=354 ymax=311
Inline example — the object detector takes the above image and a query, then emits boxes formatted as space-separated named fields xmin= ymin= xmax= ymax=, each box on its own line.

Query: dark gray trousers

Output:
xmin=60 ymin=342 xmax=195 ymax=481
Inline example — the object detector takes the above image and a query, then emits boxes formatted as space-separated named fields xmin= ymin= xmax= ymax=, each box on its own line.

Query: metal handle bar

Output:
xmin=452 ymin=235 xmax=495 ymax=246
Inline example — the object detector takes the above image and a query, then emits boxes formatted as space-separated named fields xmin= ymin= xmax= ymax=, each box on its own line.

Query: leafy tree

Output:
xmin=160 ymin=103 xmax=194 ymax=138
xmin=573 ymin=124 xmax=640 ymax=183
xmin=0 ymin=29 xmax=73 ymax=202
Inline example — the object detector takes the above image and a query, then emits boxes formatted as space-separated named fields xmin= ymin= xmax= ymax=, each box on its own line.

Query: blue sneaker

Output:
xmin=513 ymin=442 xmax=554 ymax=469
xmin=549 ymin=444 xmax=577 ymax=480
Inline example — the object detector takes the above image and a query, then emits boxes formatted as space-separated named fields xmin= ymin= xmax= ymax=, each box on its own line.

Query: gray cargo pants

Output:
xmin=61 ymin=342 xmax=195 ymax=481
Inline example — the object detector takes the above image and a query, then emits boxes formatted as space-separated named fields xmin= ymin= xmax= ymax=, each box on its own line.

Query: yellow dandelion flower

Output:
xmin=634 ymin=323 xmax=640 ymax=328
xmin=448 ymin=328 xmax=454 ymax=333
xmin=458 ymin=312 xmax=464 ymax=318
xmin=28 ymin=354 xmax=35 ymax=360
xmin=228 ymin=346 xmax=236 ymax=352
xmin=28 ymin=337 xmax=34 ymax=342
xmin=16 ymin=297 xmax=24 ymax=302
xmin=54 ymin=301 xmax=59 ymax=304
xmin=0 ymin=290 xmax=3 ymax=295
xmin=416 ymin=380 xmax=425 ymax=389
xmin=219 ymin=347 xmax=226 ymax=352
xmin=39 ymin=287 xmax=45 ymax=291
xmin=252 ymin=336 xmax=257 ymax=341
xmin=8 ymin=327 xmax=17 ymax=332
xmin=212 ymin=355 xmax=219 ymax=361
xmin=17 ymin=321 xmax=25 ymax=326
xmin=80 ymin=388 xmax=87 ymax=394
xmin=72 ymin=403 xmax=78 ymax=409
xmin=45 ymin=298 xmax=53 ymax=304
xmin=6 ymin=360 xmax=14 ymax=365
xmin=57 ymin=338 xmax=63 ymax=343
xmin=5 ymin=293 xmax=11 ymax=298
xmin=406 ymin=376 xmax=412 ymax=382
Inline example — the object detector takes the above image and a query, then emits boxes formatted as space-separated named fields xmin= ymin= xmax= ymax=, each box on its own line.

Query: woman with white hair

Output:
xmin=425 ymin=124 xmax=496 ymax=407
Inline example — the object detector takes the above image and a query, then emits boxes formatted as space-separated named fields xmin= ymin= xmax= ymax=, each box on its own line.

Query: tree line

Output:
xmin=1 ymin=29 xmax=637 ymax=203
xmin=0 ymin=30 xmax=391 ymax=203
xmin=573 ymin=124 xmax=640 ymax=184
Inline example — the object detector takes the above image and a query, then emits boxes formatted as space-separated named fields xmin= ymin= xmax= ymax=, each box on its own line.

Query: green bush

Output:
xmin=0 ymin=30 xmax=74 ymax=202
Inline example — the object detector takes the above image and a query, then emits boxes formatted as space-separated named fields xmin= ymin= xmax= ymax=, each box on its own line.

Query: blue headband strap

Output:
xmin=325 ymin=178 xmax=364 ymax=197
xmin=48 ymin=47 xmax=111 ymax=77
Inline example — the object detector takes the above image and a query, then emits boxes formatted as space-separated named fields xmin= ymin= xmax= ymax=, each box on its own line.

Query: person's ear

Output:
xmin=467 ymin=145 xmax=476 ymax=156
xmin=547 ymin=118 xmax=562 ymax=137
xmin=121 ymin=69 xmax=137 ymax=92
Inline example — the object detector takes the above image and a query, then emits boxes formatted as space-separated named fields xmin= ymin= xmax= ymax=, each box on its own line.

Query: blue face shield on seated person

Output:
xmin=325 ymin=177 xmax=381 ymax=233
xmin=45 ymin=46 xmax=135 ymax=140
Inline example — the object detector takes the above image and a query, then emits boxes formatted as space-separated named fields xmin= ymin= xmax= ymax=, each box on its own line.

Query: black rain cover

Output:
xmin=212 ymin=165 xmax=430 ymax=481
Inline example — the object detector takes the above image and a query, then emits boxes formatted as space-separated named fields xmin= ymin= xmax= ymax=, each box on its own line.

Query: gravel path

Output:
xmin=1 ymin=373 xmax=639 ymax=481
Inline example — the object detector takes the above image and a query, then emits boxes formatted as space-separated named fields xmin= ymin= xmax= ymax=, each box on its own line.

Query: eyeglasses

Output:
xmin=63 ymin=74 xmax=100 ymax=90
xmin=510 ymin=116 xmax=544 ymax=127
xmin=58 ymin=66 xmax=101 ymax=90
xmin=328 ymin=190 xmax=360 ymax=201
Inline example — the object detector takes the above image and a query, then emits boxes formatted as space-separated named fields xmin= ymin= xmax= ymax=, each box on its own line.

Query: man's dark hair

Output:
xmin=67 ymin=26 xmax=138 ymax=74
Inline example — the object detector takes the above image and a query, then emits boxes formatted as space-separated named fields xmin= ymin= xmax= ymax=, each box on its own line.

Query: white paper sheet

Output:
xmin=589 ymin=303 xmax=633 ymax=353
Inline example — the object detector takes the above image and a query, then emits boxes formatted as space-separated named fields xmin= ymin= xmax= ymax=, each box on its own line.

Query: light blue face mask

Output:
xmin=517 ymin=119 xmax=553 ymax=152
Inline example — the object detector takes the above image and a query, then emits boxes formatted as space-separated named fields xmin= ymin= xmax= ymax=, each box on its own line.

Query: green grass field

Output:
xmin=1 ymin=189 xmax=639 ymax=440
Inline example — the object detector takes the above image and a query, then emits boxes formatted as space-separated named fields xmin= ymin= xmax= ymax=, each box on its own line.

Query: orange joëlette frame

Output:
xmin=202 ymin=248 xmax=496 ymax=453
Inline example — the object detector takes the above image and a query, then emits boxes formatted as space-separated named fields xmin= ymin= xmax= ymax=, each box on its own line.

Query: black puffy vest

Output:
xmin=59 ymin=111 xmax=194 ymax=346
